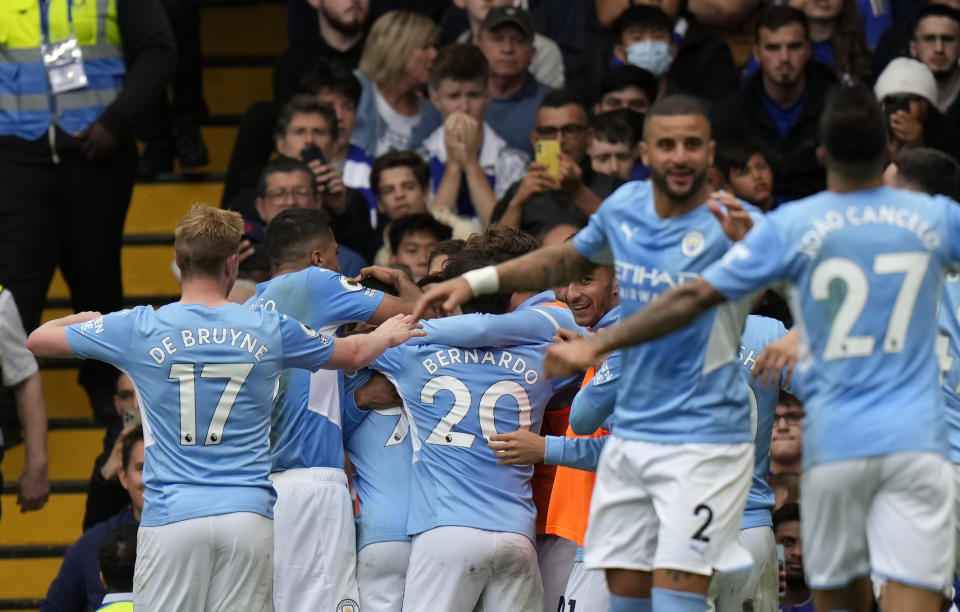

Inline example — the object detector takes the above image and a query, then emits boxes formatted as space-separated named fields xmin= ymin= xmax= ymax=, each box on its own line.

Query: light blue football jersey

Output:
xmin=572 ymin=181 xmax=760 ymax=443
xmin=371 ymin=293 xmax=584 ymax=542
xmin=342 ymin=370 xmax=413 ymax=549
xmin=704 ymin=187 xmax=960 ymax=467
xmin=65 ymin=303 xmax=336 ymax=527
xmin=246 ymin=266 xmax=384 ymax=472
xmin=738 ymin=315 xmax=787 ymax=529
xmin=937 ymin=274 xmax=960 ymax=464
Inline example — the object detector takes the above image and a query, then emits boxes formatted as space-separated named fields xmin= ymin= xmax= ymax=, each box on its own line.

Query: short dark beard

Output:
xmin=649 ymin=166 xmax=709 ymax=204
xmin=321 ymin=3 xmax=365 ymax=36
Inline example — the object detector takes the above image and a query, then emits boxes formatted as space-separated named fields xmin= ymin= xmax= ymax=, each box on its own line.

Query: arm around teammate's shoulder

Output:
xmin=325 ymin=314 xmax=425 ymax=370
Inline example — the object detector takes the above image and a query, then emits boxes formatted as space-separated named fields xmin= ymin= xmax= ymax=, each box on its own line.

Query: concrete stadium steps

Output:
xmin=3 ymin=430 xmax=103 ymax=484
xmin=201 ymin=3 xmax=286 ymax=57
xmin=124 ymin=182 xmax=224 ymax=234
xmin=46 ymin=246 xmax=179 ymax=300
xmin=204 ymin=66 xmax=273 ymax=117
xmin=0 ymin=494 xmax=87 ymax=547
xmin=0 ymin=557 xmax=61 ymax=601
xmin=39 ymin=369 xmax=94 ymax=420
xmin=165 ymin=125 xmax=238 ymax=175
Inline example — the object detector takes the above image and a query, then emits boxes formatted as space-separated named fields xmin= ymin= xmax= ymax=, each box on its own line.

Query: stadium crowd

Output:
xmin=4 ymin=0 xmax=960 ymax=611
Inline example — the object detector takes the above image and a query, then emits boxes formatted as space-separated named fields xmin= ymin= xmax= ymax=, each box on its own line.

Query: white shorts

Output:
xmin=802 ymin=451 xmax=955 ymax=592
xmin=536 ymin=534 xmax=577 ymax=612
xmin=271 ymin=468 xmax=360 ymax=612
xmin=708 ymin=526 xmax=778 ymax=612
xmin=403 ymin=526 xmax=543 ymax=612
xmin=584 ymin=437 xmax=754 ymax=575
xmin=562 ymin=560 xmax=610 ymax=612
xmin=134 ymin=512 xmax=273 ymax=612
xmin=357 ymin=540 xmax=412 ymax=612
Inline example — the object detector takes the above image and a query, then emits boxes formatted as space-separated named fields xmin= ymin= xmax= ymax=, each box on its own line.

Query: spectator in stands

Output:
xmin=43 ymin=427 xmax=143 ymax=612
xmin=95 ymin=524 xmax=137 ymax=611
xmin=0 ymin=285 xmax=49 ymax=518
xmin=492 ymin=90 xmax=624 ymax=232
xmin=883 ymin=146 xmax=960 ymax=199
xmin=596 ymin=0 xmax=760 ymax=29
xmin=713 ymin=5 xmax=833 ymax=204
xmin=477 ymin=7 xmax=551 ymax=156
xmin=451 ymin=0 xmax=565 ymax=87
xmin=908 ymin=6 xmax=960 ymax=115
xmin=421 ymin=44 xmax=529 ymax=224
xmin=83 ymin=374 xmax=140 ymax=531
xmin=588 ymin=111 xmax=642 ymax=181
xmin=353 ymin=11 xmax=441 ymax=160
xmin=714 ymin=139 xmax=776 ymax=211
xmin=386 ymin=214 xmax=453 ymax=281
xmin=769 ymin=472 xmax=800 ymax=511
xmin=426 ymin=239 xmax=466 ymax=278
xmin=273 ymin=0 xmax=370 ymax=105
xmin=798 ymin=0 xmax=872 ymax=85
xmin=608 ymin=3 xmax=739 ymax=105
xmin=0 ymin=0 xmax=175 ymax=424
xmin=773 ymin=503 xmax=813 ymax=612
xmin=874 ymin=0 xmax=960 ymax=77
xmin=771 ymin=391 xmax=804 ymax=475
xmin=594 ymin=65 xmax=659 ymax=114
xmin=874 ymin=57 xmax=960 ymax=158
xmin=369 ymin=150 xmax=476 ymax=264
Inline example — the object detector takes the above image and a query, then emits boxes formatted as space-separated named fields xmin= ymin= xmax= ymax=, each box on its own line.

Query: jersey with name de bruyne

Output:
xmin=704 ymin=187 xmax=960 ymax=467
xmin=573 ymin=180 xmax=760 ymax=444
xmin=65 ymin=303 xmax=336 ymax=526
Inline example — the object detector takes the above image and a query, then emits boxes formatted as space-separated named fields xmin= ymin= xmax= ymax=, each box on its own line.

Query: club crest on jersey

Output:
xmin=681 ymin=230 xmax=705 ymax=257
xmin=339 ymin=275 xmax=364 ymax=292
xmin=337 ymin=600 xmax=359 ymax=612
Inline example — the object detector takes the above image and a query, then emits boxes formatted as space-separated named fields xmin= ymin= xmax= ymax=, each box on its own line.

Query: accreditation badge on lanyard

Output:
xmin=40 ymin=0 xmax=89 ymax=94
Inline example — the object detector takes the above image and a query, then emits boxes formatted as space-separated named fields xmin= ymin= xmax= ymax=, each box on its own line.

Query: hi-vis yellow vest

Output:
xmin=0 ymin=0 xmax=124 ymax=140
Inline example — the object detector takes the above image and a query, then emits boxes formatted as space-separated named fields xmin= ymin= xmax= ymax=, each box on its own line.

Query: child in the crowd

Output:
xmin=713 ymin=138 xmax=776 ymax=211
xmin=588 ymin=110 xmax=645 ymax=181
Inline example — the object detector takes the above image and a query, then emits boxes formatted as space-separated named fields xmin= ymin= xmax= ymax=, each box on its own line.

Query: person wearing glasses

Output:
xmin=770 ymin=392 xmax=804 ymax=476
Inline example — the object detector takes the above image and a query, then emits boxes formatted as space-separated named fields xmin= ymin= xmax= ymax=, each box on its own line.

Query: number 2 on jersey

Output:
xmin=421 ymin=375 xmax=532 ymax=447
xmin=811 ymin=252 xmax=930 ymax=360
xmin=169 ymin=363 xmax=253 ymax=445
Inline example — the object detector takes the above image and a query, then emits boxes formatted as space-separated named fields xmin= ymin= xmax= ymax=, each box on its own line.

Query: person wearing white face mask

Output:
xmin=608 ymin=4 xmax=738 ymax=105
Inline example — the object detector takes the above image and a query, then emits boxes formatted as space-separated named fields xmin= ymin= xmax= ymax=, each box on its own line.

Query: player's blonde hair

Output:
xmin=358 ymin=11 xmax=437 ymax=87
xmin=174 ymin=204 xmax=244 ymax=278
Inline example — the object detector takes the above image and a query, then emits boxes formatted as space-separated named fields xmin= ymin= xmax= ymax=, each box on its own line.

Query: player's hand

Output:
xmin=753 ymin=329 xmax=798 ymax=388
xmin=708 ymin=191 xmax=754 ymax=242
xmin=16 ymin=463 xmax=49 ymax=513
xmin=889 ymin=111 xmax=924 ymax=147
xmin=488 ymin=430 xmax=546 ymax=465
xmin=61 ymin=311 xmax=102 ymax=326
xmin=372 ymin=313 xmax=426 ymax=347
xmin=544 ymin=336 xmax=601 ymax=378
xmin=100 ymin=424 xmax=138 ymax=481
xmin=510 ymin=164 xmax=558 ymax=210
xmin=75 ymin=121 xmax=118 ymax=161
xmin=355 ymin=266 xmax=423 ymax=301
xmin=354 ymin=373 xmax=402 ymax=410
xmin=552 ymin=327 xmax=584 ymax=344
xmin=413 ymin=277 xmax=473 ymax=320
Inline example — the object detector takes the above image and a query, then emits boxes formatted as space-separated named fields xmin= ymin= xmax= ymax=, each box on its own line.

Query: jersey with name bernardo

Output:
xmin=342 ymin=369 xmax=413 ymax=550
xmin=937 ymin=274 xmax=960 ymax=464
xmin=573 ymin=181 xmax=760 ymax=444
xmin=738 ymin=315 xmax=787 ymax=529
xmin=247 ymin=267 xmax=384 ymax=472
xmin=65 ymin=303 xmax=336 ymax=527
xmin=704 ymin=187 xmax=960 ymax=467
xmin=372 ymin=293 xmax=583 ymax=542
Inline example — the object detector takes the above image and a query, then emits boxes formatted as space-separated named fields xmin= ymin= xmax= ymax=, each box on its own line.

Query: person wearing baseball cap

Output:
xmin=477 ymin=6 xmax=552 ymax=156
xmin=874 ymin=57 xmax=959 ymax=157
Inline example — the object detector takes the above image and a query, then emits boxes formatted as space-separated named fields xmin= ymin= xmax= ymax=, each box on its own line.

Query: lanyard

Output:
xmin=39 ymin=0 xmax=75 ymax=42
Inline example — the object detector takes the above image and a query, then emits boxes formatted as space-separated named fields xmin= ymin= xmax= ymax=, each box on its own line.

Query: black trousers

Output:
xmin=0 ymin=146 xmax=135 ymax=406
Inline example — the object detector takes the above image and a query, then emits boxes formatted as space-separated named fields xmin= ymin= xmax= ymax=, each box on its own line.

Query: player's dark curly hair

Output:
xmin=445 ymin=225 xmax=539 ymax=315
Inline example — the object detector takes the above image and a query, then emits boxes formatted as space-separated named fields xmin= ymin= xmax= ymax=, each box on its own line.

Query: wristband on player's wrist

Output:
xmin=462 ymin=265 xmax=500 ymax=296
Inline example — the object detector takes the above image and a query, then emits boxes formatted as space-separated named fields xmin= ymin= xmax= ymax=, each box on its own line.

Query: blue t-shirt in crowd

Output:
xmin=703 ymin=187 xmax=960 ymax=467
xmin=66 ymin=303 xmax=336 ymax=526
xmin=246 ymin=266 xmax=385 ymax=472
xmin=572 ymin=181 xmax=762 ymax=444
xmin=484 ymin=75 xmax=551 ymax=157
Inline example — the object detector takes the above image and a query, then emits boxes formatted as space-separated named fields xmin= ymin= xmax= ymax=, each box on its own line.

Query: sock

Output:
xmin=608 ymin=593 xmax=652 ymax=612
xmin=651 ymin=587 xmax=708 ymax=611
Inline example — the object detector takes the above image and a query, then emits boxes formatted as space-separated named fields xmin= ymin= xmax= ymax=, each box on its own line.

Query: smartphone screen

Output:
xmin=122 ymin=409 xmax=142 ymax=428
xmin=535 ymin=140 xmax=561 ymax=179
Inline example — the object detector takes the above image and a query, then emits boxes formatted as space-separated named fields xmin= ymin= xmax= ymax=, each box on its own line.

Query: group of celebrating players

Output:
xmin=25 ymin=83 xmax=960 ymax=612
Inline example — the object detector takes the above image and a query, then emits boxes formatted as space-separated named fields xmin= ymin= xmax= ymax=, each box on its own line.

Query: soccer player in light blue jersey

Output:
xmin=245 ymin=207 xmax=420 ymax=612
xmin=27 ymin=205 xmax=423 ymax=612
xmin=540 ymin=87 xmax=959 ymax=612
xmin=417 ymin=95 xmax=764 ymax=612
xmin=374 ymin=238 xmax=586 ymax=612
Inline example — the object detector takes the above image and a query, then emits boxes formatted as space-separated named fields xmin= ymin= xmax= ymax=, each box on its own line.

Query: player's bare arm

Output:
xmin=326 ymin=314 xmax=425 ymax=370
xmin=413 ymin=242 xmax=596 ymax=319
xmin=353 ymin=372 xmax=402 ymax=410
xmin=354 ymin=265 xmax=425 ymax=324
xmin=545 ymin=278 xmax=726 ymax=377
xmin=26 ymin=311 xmax=102 ymax=358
